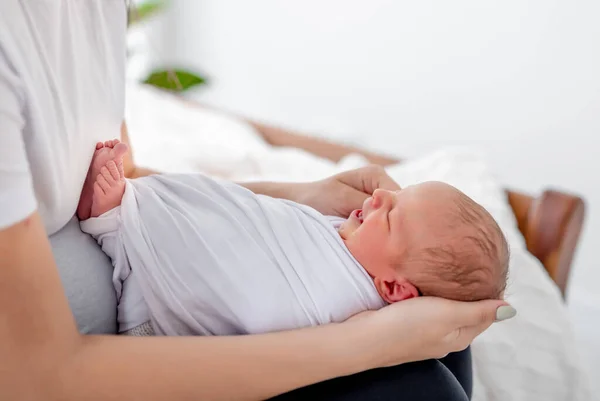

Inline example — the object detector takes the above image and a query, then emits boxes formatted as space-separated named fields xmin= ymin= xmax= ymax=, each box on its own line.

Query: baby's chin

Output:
xmin=338 ymin=220 xmax=351 ymax=240
xmin=340 ymin=209 xmax=363 ymax=234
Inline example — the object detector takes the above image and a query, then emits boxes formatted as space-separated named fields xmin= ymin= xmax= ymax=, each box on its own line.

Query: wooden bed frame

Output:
xmin=507 ymin=190 xmax=585 ymax=296
xmin=249 ymin=121 xmax=586 ymax=297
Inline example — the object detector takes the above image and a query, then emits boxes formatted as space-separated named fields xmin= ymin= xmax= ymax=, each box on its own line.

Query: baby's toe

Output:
xmin=97 ymin=174 xmax=111 ymax=192
xmin=93 ymin=181 xmax=104 ymax=197
xmin=117 ymin=161 xmax=125 ymax=179
xmin=100 ymin=166 xmax=114 ymax=184
xmin=106 ymin=161 xmax=121 ymax=181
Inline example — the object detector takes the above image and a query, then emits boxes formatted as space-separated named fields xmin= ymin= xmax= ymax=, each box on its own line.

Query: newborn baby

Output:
xmin=79 ymin=140 xmax=509 ymax=336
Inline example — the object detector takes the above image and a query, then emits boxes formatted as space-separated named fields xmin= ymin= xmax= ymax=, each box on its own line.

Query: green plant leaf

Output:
xmin=129 ymin=0 xmax=166 ymax=25
xmin=143 ymin=69 xmax=207 ymax=92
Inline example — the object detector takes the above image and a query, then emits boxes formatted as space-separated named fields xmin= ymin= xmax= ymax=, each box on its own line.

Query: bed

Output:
xmin=125 ymin=83 xmax=591 ymax=401
xmin=246 ymin=121 xmax=587 ymax=298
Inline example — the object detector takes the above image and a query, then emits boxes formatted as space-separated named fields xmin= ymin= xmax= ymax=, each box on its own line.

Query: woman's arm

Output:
xmin=0 ymin=213 xmax=367 ymax=400
xmin=1 ymin=212 xmax=511 ymax=400
xmin=248 ymin=120 xmax=400 ymax=166
xmin=240 ymin=165 xmax=403 ymax=217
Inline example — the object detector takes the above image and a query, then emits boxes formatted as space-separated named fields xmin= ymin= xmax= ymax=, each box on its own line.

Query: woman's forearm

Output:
xmin=60 ymin=323 xmax=370 ymax=401
xmin=2 ymin=213 xmax=509 ymax=400
xmin=0 ymin=213 xmax=375 ymax=401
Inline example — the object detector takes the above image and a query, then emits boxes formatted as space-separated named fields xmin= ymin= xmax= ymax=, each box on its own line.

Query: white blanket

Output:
xmin=81 ymin=173 xmax=385 ymax=336
xmin=126 ymin=83 xmax=592 ymax=401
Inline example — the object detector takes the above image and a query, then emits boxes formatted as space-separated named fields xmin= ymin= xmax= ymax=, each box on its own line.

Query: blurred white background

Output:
xmin=133 ymin=0 xmax=599 ymax=390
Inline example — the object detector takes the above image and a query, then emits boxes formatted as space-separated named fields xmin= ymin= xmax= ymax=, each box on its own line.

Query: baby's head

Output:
xmin=339 ymin=181 xmax=509 ymax=303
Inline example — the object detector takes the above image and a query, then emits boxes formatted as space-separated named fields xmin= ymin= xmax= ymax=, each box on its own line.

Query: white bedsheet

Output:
xmin=126 ymin=83 xmax=592 ymax=401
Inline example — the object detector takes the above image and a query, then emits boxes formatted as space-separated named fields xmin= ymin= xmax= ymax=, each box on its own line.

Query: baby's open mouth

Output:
xmin=354 ymin=209 xmax=364 ymax=224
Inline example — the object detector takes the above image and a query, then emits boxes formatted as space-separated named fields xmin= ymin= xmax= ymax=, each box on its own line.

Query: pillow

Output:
xmin=125 ymin=82 xmax=362 ymax=182
xmin=125 ymin=83 xmax=270 ymax=177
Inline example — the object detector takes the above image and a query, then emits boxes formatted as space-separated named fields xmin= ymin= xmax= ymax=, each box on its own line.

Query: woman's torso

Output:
xmin=0 ymin=0 xmax=127 ymax=333
xmin=0 ymin=0 xmax=126 ymax=233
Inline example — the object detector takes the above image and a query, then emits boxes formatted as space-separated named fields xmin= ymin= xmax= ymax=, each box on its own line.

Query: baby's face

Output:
xmin=339 ymin=181 xmax=508 ymax=303
xmin=339 ymin=182 xmax=459 ymax=283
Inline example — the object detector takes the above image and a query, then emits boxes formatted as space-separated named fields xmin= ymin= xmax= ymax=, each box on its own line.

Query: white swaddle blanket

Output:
xmin=81 ymin=173 xmax=385 ymax=336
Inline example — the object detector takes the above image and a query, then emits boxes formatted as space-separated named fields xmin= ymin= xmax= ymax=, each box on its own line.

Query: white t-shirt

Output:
xmin=0 ymin=0 xmax=126 ymax=233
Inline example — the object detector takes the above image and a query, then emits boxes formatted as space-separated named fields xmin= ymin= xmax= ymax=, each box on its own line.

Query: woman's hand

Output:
xmin=296 ymin=165 xmax=401 ymax=217
xmin=240 ymin=165 xmax=400 ymax=216
xmin=347 ymin=297 xmax=516 ymax=368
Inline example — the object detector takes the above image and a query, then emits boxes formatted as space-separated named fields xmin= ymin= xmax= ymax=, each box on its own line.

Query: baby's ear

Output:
xmin=374 ymin=277 xmax=419 ymax=304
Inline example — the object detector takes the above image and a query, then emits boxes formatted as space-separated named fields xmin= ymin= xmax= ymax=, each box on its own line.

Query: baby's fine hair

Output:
xmin=411 ymin=190 xmax=510 ymax=302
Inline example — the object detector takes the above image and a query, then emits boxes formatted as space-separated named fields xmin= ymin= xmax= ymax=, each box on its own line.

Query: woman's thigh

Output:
xmin=271 ymin=348 xmax=471 ymax=401
xmin=440 ymin=347 xmax=472 ymax=399
xmin=49 ymin=216 xmax=117 ymax=334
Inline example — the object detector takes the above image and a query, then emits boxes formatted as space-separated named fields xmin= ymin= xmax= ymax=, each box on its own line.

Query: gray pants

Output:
xmin=49 ymin=216 xmax=117 ymax=334
xmin=122 ymin=321 xmax=155 ymax=336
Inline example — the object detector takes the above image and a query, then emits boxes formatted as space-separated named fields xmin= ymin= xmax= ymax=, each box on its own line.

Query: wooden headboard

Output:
xmin=507 ymin=189 xmax=585 ymax=297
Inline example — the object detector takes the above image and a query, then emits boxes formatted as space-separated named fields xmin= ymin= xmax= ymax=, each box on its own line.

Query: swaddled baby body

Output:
xmin=79 ymin=140 xmax=509 ymax=336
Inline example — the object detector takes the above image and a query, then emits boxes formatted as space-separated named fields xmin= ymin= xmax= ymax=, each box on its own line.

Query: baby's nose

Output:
xmin=372 ymin=189 xmax=393 ymax=207
xmin=373 ymin=188 xmax=393 ymax=198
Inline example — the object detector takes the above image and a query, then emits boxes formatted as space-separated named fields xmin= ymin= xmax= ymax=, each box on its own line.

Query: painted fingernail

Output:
xmin=495 ymin=305 xmax=517 ymax=322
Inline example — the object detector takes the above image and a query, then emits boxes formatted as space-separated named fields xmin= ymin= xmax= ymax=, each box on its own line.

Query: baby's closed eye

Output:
xmin=387 ymin=211 xmax=391 ymax=231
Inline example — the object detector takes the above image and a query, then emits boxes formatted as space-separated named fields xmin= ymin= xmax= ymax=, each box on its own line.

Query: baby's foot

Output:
xmin=77 ymin=139 xmax=128 ymax=220
xmin=90 ymin=159 xmax=126 ymax=218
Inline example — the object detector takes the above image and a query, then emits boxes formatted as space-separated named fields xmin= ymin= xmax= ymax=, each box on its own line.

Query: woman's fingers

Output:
xmin=341 ymin=187 xmax=370 ymax=213
xmin=494 ymin=305 xmax=518 ymax=322
xmin=299 ymin=165 xmax=402 ymax=217
xmin=351 ymin=296 xmax=517 ymax=368
xmin=336 ymin=165 xmax=400 ymax=196
xmin=449 ymin=301 xmax=516 ymax=350
xmin=368 ymin=166 xmax=402 ymax=192
xmin=451 ymin=300 xmax=514 ymax=328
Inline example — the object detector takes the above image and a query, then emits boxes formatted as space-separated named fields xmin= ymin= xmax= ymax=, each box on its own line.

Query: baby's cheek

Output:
xmin=346 ymin=234 xmax=368 ymax=255
xmin=352 ymin=234 xmax=381 ymax=261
